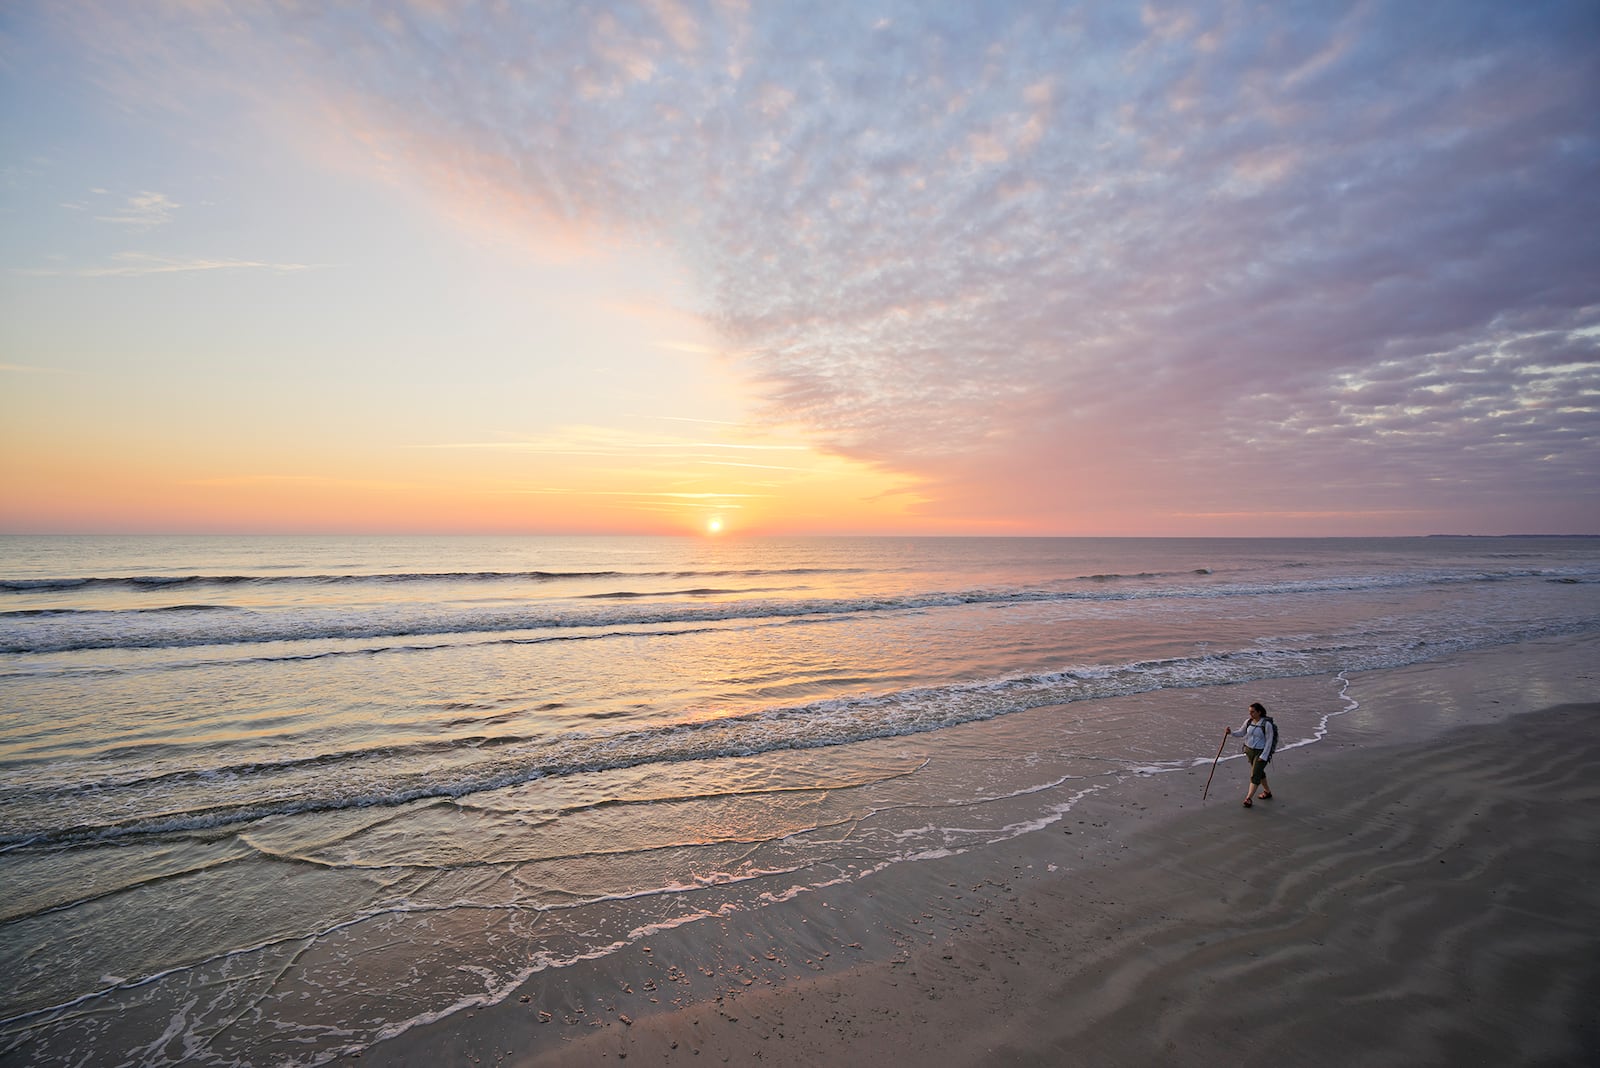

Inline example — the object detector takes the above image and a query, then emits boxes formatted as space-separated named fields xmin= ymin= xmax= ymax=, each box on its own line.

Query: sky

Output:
xmin=1 ymin=0 xmax=1597 ymax=537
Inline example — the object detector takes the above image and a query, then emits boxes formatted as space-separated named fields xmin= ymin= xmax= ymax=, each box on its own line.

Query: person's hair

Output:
xmin=1248 ymin=702 xmax=1266 ymax=717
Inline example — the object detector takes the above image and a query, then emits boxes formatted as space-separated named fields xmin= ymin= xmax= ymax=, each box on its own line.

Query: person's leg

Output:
xmin=1258 ymin=769 xmax=1272 ymax=799
xmin=1243 ymin=748 xmax=1260 ymax=805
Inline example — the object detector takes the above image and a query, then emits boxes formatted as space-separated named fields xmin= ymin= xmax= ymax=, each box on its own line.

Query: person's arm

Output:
xmin=1260 ymin=719 xmax=1277 ymax=761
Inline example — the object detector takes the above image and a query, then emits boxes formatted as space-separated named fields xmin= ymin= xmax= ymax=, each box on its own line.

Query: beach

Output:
xmin=3 ymin=537 xmax=1597 ymax=1066
xmin=366 ymin=642 xmax=1600 ymax=1068
xmin=7 ymin=2 xmax=1598 ymax=1061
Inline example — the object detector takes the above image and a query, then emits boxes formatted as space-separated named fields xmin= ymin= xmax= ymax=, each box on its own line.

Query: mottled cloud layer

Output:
xmin=64 ymin=0 xmax=1600 ymax=531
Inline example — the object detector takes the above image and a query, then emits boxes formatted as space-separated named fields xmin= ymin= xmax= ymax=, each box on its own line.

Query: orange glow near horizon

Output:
xmin=0 ymin=415 xmax=939 ymax=535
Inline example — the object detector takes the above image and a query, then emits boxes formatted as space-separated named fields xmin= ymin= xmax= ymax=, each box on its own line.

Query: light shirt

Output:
xmin=1234 ymin=715 xmax=1277 ymax=760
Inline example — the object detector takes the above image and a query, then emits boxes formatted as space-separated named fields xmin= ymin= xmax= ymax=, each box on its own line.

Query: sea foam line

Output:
xmin=0 ymin=565 xmax=863 ymax=594
xmin=6 ymin=564 xmax=1592 ymax=655
xmin=2 ymin=621 xmax=1586 ymax=849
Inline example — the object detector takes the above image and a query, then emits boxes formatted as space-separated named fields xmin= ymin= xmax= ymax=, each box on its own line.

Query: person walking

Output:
xmin=1227 ymin=701 xmax=1277 ymax=807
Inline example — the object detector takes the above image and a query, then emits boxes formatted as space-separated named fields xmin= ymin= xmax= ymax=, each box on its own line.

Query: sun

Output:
xmin=706 ymin=517 xmax=724 ymax=535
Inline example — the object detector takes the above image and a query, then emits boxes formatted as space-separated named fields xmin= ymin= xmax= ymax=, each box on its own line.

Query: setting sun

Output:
xmin=706 ymin=517 xmax=724 ymax=535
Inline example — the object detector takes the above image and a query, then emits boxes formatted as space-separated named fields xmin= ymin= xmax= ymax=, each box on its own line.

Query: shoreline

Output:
xmin=364 ymin=648 xmax=1600 ymax=1067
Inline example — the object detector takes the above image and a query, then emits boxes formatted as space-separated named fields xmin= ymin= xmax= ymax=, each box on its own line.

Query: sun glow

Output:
xmin=706 ymin=516 xmax=724 ymax=535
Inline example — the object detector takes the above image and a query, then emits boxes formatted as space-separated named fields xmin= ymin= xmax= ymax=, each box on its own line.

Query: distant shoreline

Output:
xmin=1425 ymin=532 xmax=1597 ymax=538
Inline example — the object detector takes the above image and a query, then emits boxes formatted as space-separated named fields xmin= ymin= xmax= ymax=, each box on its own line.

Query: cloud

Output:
xmin=15 ymin=254 xmax=318 ymax=277
xmin=93 ymin=190 xmax=180 ymax=231
xmin=508 ymin=489 xmax=774 ymax=499
xmin=419 ymin=429 xmax=807 ymax=456
xmin=697 ymin=460 xmax=807 ymax=472
xmin=181 ymin=474 xmax=427 ymax=492
xmin=62 ymin=0 xmax=1600 ymax=530
xmin=0 ymin=363 xmax=71 ymax=374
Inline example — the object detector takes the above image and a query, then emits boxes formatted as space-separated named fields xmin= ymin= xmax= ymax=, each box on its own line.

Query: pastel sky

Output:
xmin=2 ymin=1 xmax=1596 ymax=536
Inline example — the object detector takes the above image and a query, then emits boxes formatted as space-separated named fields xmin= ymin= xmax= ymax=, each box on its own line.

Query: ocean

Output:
xmin=3 ymin=534 xmax=1598 ymax=1065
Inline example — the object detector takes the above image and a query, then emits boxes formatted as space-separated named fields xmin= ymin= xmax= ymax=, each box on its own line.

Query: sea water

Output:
xmin=2 ymin=535 xmax=1598 ymax=1064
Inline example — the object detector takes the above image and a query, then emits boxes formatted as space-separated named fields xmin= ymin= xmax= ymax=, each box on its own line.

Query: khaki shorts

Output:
xmin=1244 ymin=746 xmax=1269 ymax=785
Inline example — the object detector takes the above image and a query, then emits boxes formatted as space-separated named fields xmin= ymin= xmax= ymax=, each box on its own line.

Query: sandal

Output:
xmin=1258 ymin=792 xmax=1272 ymax=800
xmin=1242 ymin=798 xmax=1253 ymax=808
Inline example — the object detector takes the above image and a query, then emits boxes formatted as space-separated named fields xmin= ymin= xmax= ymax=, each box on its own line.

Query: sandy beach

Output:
xmin=366 ymin=671 xmax=1600 ymax=1067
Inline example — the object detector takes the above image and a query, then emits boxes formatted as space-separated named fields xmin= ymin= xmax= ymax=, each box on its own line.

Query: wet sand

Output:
xmin=366 ymin=691 xmax=1600 ymax=1067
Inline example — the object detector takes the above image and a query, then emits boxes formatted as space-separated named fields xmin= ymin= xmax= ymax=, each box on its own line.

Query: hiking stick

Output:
xmin=1201 ymin=728 xmax=1229 ymax=801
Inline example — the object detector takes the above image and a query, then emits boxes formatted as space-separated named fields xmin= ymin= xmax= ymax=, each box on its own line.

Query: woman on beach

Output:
xmin=1227 ymin=702 xmax=1277 ymax=807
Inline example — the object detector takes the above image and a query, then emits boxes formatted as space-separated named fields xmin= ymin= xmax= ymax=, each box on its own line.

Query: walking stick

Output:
xmin=1201 ymin=728 xmax=1229 ymax=801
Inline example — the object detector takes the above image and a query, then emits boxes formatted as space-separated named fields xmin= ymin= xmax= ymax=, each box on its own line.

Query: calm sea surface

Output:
xmin=3 ymin=535 xmax=1598 ymax=1064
